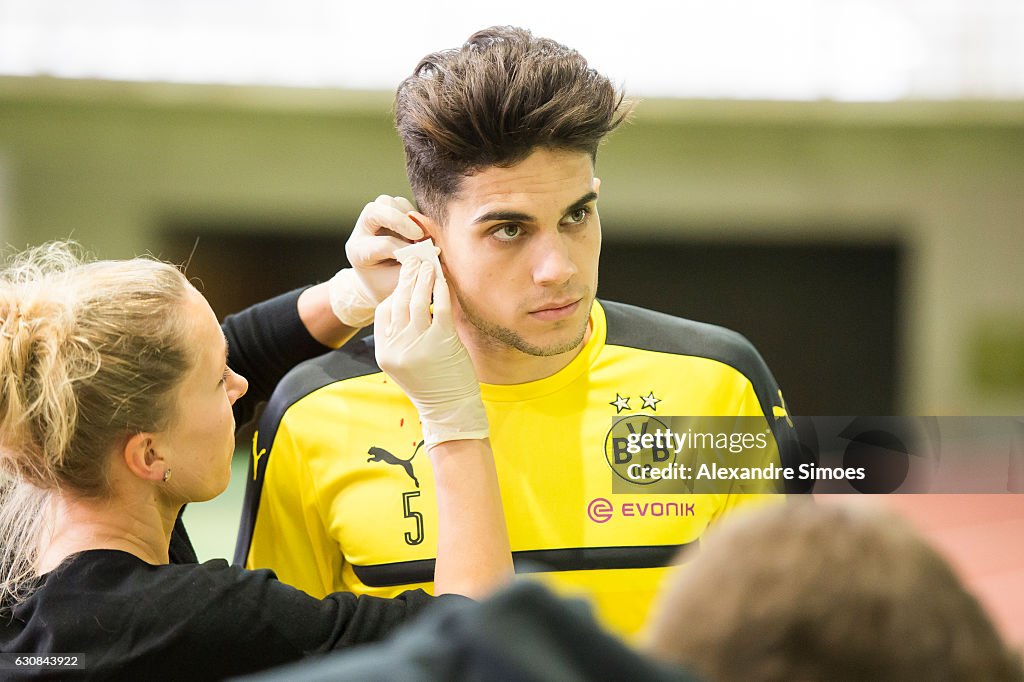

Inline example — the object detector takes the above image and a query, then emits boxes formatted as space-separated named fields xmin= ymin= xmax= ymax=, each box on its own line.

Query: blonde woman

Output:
xmin=0 ymin=239 xmax=510 ymax=680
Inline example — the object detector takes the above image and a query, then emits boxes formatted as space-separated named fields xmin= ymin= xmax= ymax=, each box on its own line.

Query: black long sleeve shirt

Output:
xmin=2 ymin=550 xmax=446 ymax=681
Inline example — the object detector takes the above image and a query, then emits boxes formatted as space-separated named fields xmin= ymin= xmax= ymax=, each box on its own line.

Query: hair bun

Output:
xmin=2 ymin=241 xmax=189 ymax=495
xmin=0 ymin=285 xmax=78 ymax=488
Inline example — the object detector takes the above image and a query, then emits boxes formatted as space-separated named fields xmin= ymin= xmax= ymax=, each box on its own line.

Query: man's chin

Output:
xmin=454 ymin=288 xmax=593 ymax=357
xmin=508 ymin=317 xmax=591 ymax=357
xmin=522 ymin=337 xmax=586 ymax=358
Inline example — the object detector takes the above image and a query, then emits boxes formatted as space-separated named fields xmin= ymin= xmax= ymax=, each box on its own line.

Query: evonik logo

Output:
xmin=586 ymin=497 xmax=695 ymax=523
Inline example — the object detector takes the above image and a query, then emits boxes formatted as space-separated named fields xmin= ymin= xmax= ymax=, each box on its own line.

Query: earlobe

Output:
xmin=123 ymin=432 xmax=167 ymax=483
xmin=407 ymin=211 xmax=449 ymax=268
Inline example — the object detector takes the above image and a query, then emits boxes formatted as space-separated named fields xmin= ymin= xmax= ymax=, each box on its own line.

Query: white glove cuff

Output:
xmin=422 ymin=400 xmax=491 ymax=451
xmin=328 ymin=268 xmax=377 ymax=328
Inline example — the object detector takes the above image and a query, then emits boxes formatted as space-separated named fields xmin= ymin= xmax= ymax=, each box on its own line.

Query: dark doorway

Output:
xmin=160 ymin=222 xmax=353 ymax=322
xmin=598 ymin=239 xmax=903 ymax=415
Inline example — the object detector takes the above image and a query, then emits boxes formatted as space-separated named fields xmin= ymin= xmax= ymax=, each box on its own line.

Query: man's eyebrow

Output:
xmin=223 ymin=334 xmax=230 ymax=362
xmin=472 ymin=209 xmax=535 ymax=226
xmin=563 ymin=191 xmax=598 ymax=214
xmin=471 ymin=191 xmax=599 ymax=226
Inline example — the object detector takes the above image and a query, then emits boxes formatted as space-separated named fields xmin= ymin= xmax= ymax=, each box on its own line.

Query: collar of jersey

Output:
xmin=478 ymin=299 xmax=607 ymax=403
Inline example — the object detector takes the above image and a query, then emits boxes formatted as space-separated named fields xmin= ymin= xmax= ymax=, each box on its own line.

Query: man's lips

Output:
xmin=528 ymin=298 xmax=583 ymax=321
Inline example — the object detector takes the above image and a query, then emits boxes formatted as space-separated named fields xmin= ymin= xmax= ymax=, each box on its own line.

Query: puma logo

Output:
xmin=773 ymin=389 xmax=794 ymax=428
xmin=367 ymin=441 xmax=423 ymax=488
xmin=252 ymin=432 xmax=266 ymax=481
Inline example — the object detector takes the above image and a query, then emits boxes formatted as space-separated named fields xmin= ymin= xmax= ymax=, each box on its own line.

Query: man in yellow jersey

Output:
xmin=235 ymin=26 xmax=800 ymax=637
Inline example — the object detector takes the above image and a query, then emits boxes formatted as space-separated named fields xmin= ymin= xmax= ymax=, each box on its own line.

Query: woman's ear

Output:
xmin=122 ymin=432 xmax=167 ymax=483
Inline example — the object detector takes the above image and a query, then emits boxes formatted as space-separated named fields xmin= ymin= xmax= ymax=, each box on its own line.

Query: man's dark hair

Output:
xmin=395 ymin=26 xmax=631 ymax=221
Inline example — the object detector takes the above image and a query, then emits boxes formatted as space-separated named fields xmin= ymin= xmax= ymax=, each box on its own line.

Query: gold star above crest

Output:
xmin=609 ymin=393 xmax=631 ymax=413
xmin=640 ymin=391 xmax=662 ymax=411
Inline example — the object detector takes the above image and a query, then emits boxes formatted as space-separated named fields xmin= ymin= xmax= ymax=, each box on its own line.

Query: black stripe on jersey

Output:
xmin=352 ymin=543 xmax=697 ymax=587
xmin=602 ymin=300 xmax=778 ymax=418
xmin=600 ymin=299 xmax=804 ymax=485
xmin=232 ymin=335 xmax=382 ymax=567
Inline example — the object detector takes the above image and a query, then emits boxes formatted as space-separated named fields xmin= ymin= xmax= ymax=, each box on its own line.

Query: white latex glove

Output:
xmin=375 ymin=258 xmax=489 ymax=449
xmin=329 ymin=195 xmax=424 ymax=327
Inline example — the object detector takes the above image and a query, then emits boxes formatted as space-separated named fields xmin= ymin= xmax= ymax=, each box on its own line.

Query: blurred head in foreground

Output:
xmin=643 ymin=501 xmax=1022 ymax=682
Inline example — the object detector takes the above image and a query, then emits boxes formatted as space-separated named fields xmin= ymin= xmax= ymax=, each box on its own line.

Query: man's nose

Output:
xmin=532 ymin=233 xmax=578 ymax=286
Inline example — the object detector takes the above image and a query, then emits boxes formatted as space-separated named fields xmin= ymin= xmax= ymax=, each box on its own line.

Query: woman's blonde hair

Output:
xmin=0 ymin=241 xmax=193 ymax=614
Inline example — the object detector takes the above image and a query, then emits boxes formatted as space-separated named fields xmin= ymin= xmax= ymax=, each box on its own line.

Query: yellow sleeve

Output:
xmin=245 ymin=418 xmax=342 ymax=599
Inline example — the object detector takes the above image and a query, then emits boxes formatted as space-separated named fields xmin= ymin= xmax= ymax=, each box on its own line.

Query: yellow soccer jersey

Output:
xmin=235 ymin=300 xmax=799 ymax=637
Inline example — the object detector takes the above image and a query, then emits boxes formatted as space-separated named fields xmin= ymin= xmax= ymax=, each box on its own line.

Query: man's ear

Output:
xmin=593 ymin=177 xmax=601 ymax=196
xmin=407 ymin=211 xmax=442 ymax=242
xmin=123 ymin=432 xmax=167 ymax=483
xmin=407 ymin=211 xmax=452 ymax=277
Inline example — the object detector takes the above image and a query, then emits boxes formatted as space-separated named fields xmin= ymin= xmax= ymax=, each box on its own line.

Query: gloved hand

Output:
xmin=375 ymin=257 xmax=489 ymax=450
xmin=329 ymin=195 xmax=424 ymax=327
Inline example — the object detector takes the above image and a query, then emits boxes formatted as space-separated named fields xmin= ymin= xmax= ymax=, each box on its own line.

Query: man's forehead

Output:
xmin=451 ymin=149 xmax=595 ymax=217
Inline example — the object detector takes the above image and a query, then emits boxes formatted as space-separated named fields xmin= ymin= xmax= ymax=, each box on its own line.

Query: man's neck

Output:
xmin=463 ymin=319 xmax=594 ymax=385
xmin=36 ymin=488 xmax=178 ymax=574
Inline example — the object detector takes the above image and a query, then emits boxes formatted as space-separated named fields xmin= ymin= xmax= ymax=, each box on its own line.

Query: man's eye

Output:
xmin=494 ymin=224 xmax=522 ymax=241
xmin=565 ymin=208 xmax=590 ymax=224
